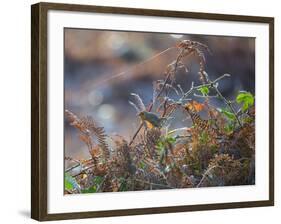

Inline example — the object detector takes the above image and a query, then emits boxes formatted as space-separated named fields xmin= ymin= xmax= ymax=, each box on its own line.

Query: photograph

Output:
xmin=64 ymin=29 xmax=256 ymax=194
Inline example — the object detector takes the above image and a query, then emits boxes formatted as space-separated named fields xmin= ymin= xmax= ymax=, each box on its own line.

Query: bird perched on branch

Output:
xmin=138 ymin=111 xmax=167 ymax=129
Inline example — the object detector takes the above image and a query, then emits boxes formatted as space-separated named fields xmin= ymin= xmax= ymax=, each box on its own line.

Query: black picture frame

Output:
xmin=31 ymin=2 xmax=274 ymax=221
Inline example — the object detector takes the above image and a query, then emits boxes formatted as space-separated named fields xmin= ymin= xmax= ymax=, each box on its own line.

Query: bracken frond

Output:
xmin=130 ymin=93 xmax=146 ymax=112
xmin=144 ymin=128 xmax=161 ymax=159
xmin=80 ymin=116 xmax=110 ymax=160
xmin=65 ymin=110 xmax=110 ymax=160
xmin=177 ymin=40 xmax=211 ymax=84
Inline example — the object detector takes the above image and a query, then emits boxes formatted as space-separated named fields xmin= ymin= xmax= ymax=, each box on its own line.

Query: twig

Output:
xmin=193 ymin=93 xmax=218 ymax=98
xmin=96 ymin=174 xmax=108 ymax=192
xmin=129 ymin=123 xmax=144 ymax=146
xmin=65 ymin=163 xmax=81 ymax=173
xmin=179 ymin=73 xmax=242 ymax=127
xmin=72 ymin=164 xmax=97 ymax=177
xmin=196 ymin=165 xmax=222 ymax=187
xmin=64 ymin=189 xmax=73 ymax=194
xmin=212 ymin=85 xmax=242 ymax=127
xmin=65 ymin=156 xmax=83 ymax=173
xmin=213 ymin=73 xmax=231 ymax=83
xmin=162 ymin=97 xmax=169 ymax=117
xmin=65 ymin=157 xmax=93 ymax=173
xmin=135 ymin=179 xmax=175 ymax=189
xmin=129 ymin=50 xmax=184 ymax=146
xmin=168 ymin=127 xmax=190 ymax=135
xmin=177 ymin=84 xmax=185 ymax=96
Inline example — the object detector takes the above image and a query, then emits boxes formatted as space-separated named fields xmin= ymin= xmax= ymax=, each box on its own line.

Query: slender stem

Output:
xmin=179 ymin=73 xmax=242 ymax=127
xmin=72 ymin=164 xmax=97 ymax=177
xmin=65 ymin=157 xmax=99 ymax=178
xmin=129 ymin=50 xmax=184 ymax=146
xmin=161 ymin=97 xmax=169 ymax=117
xmin=65 ymin=156 xmax=83 ymax=172
xmin=65 ymin=163 xmax=81 ymax=173
xmin=96 ymin=174 xmax=108 ymax=192
xmin=193 ymin=93 xmax=218 ymax=98
xmin=196 ymin=165 xmax=222 ymax=187
xmin=129 ymin=123 xmax=144 ymax=146
xmin=213 ymin=86 xmax=242 ymax=127
xmin=213 ymin=73 xmax=231 ymax=83
xmin=168 ymin=127 xmax=190 ymax=135
xmin=65 ymin=189 xmax=73 ymax=194
xmin=134 ymin=179 xmax=175 ymax=189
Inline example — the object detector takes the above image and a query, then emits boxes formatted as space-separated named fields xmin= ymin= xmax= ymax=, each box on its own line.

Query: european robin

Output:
xmin=138 ymin=111 xmax=166 ymax=128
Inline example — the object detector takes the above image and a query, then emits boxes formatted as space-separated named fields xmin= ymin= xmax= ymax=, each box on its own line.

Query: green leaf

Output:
xmin=139 ymin=161 xmax=146 ymax=169
xmin=224 ymin=122 xmax=235 ymax=134
xmin=159 ymin=149 xmax=166 ymax=165
xmin=166 ymin=136 xmax=176 ymax=144
xmin=118 ymin=177 xmax=128 ymax=191
xmin=65 ymin=173 xmax=79 ymax=191
xmin=218 ymin=108 xmax=236 ymax=120
xmin=81 ymin=176 xmax=104 ymax=193
xmin=156 ymin=136 xmax=176 ymax=151
xmin=94 ymin=176 xmax=104 ymax=186
xmin=242 ymin=117 xmax=254 ymax=124
xmin=199 ymin=86 xmax=209 ymax=95
xmin=156 ymin=141 xmax=164 ymax=151
xmin=236 ymin=92 xmax=254 ymax=112
xmin=199 ymin=131 xmax=209 ymax=144
xmin=81 ymin=186 xmax=97 ymax=193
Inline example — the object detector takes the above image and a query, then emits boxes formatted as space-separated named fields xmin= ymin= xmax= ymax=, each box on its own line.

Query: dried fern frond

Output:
xmin=228 ymin=123 xmax=255 ymax=157
xmin=143 ymin=158 xmax=163 ymax=177
xmin=165 ymin=60 xmax=189 ymax=82
xmin=155 ymin=80 xmax=179 ymax=96
xmin=195 ymin=47 xmax=207 ymax=64
xmin=177 ymin=40 xmax=211 ymax=56
xmin=207 ymin=106 xmax=227 ymax=134
xmin=130 ymin=142 xmax=145 ymax=166
xmin=65 ymin=110 xmax=88 ymax=134
xmin=194 ymin=41 xmax=212 ymax=55
xmin=119 ymin=140 xmax=135 ymax=175
xmin=79 ymin=134 xmax=93 ymax=151
xmin=111 ymin=138 xmax=136 ymax=177
xmin=80 ymin=116 xmax=110 ymax=160
xmin=129 ymin=101 xmax=141 ymax=113
xmin=144 ymin=128 xmax=161 ymax=159
xmin=176 ymin=40 xmax=211 ymax=84
xmin=130 ymin=93 xmax=146 ymax=112
xmin=165 ymin=166 xmax=192 ymax=188
xmin=203 ymin=154 xmax=242 ymax=186
xmin=65 ymin=110 xmax=110 ymax=160
xmin=163 ymin=102 xmax=179 ymax=118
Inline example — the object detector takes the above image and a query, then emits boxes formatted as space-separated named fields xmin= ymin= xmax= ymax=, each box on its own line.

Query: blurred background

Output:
xmin=64 ymin=28 xmax=255 ymax=159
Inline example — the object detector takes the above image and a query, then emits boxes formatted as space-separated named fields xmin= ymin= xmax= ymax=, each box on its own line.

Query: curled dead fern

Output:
xmin=80 ymin=116 xmax=110 ymax=160
xmin=65 ymin=110 xmax=110 ymax=160
xmin=144 ymin=128 xmax=161 ymax=160
xmin=177 ymin=40 xmax=211 ymax=84
xmin=129 ymin=93 xmax=146 ymax=113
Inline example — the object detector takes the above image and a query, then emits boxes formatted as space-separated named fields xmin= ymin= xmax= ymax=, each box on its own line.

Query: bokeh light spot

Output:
xmin=97 ymin=104 xmax=116 ymax=120
xmin=88 ymin=90 xmax=103 ymax=106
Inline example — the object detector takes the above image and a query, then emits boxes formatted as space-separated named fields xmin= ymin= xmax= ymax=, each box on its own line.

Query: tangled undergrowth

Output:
xmin=64 ymin=40 xmax=255 ymax=194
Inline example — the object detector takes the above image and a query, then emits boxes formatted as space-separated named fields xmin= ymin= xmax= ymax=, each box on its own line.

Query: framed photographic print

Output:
xmin=31 ymin=2 xmax=274 ymax=221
